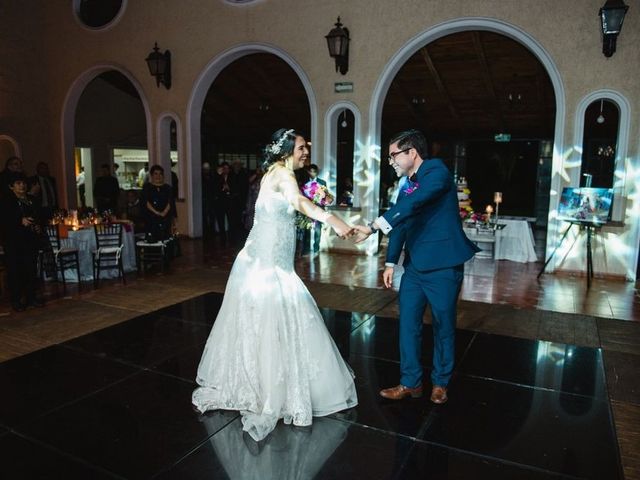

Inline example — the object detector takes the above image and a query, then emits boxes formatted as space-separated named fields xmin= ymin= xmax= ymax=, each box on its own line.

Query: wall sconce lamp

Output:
xmin=325 ymin=17 xmax=350 ymax=75
xmin=599 ymin=0 xmax=629 ymax=57
xmin=145 ymin=42 xmax=171 ymax=89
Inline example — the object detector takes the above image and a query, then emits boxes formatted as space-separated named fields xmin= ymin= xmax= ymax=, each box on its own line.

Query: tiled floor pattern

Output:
xmin=0 ymin=293 xmax=625 ymax=479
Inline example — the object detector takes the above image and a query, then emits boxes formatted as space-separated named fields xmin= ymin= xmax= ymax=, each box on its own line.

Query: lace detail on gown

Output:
xmin=192 ymin=187 xmax=358 ymax=441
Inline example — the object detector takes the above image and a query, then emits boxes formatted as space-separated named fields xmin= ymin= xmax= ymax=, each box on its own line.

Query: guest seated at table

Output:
xmin=141 ymin=165 xmax=176 ymax=242
xmin=121 ymin=190 xmax=145 ymax=234
xmin=0 ymin=173 xmax=45 ymax=311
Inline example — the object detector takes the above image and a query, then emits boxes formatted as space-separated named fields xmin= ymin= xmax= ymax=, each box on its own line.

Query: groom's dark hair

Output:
xmin=389 ymin=129 xmax=430 ymax=159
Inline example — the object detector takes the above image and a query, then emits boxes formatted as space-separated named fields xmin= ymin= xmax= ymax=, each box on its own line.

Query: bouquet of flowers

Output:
xmin=459 ymin=205 xmax=474 ymax=220
xmin=297 ymin=180 xmax=334 ymax=229
xmin=302 ymin=181 xmax=334 ymax=206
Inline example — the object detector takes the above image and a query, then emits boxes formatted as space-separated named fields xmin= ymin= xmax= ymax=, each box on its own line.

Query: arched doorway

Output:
xmin=187 ymin=44 xmax=317 ymax=238
xmin=369 ymin=18 xmax=565 ymax=255
xmin=61 ymin=66 xmax=152 ymax=210
xmin=0 ymin=135 xmax=20 ymax=162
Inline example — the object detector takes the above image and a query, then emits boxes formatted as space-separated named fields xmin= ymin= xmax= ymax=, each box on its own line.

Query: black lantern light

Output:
xmin=599 ymin=0 xmax=629 ymax=57
xmin=145 ymin=42 xmax=171 ymax=89
xmin=325 ymin=17 xmax=350 ymax=75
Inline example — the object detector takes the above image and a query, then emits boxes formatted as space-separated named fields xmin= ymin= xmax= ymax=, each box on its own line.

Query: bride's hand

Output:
xmin=332 ymin=223 xmax=354 ymax=239
xmin=324 ymin=215 xmax=353 ymax=239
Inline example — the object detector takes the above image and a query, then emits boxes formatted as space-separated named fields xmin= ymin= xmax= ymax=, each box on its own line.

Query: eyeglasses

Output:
xmin=387 ymin=148 xmax=411 ymax=163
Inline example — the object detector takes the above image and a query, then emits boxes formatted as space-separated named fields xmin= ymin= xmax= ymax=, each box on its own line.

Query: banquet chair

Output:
xmin=92 ymin=223 xmax=125 ymax=288
xmin=135 ymin=238 xmax=169 ymax=274
xmin=39 ymin=224 xmax=81 ymax=295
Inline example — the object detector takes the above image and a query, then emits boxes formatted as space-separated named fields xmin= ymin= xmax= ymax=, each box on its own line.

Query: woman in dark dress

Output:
xmin=0 ymin=172 xmax=44 ymax=311
xmin=141 ymin=165 xmax=175 ymax=242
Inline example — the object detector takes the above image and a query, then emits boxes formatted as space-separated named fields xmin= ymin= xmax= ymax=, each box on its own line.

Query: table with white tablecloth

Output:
xmin=493 ymin=219 xmax=538 ymax=263
xmin=464 ymin=219 xmax=537 ymax=263
xmin=55 ymin=224 xmax=136 ymax=282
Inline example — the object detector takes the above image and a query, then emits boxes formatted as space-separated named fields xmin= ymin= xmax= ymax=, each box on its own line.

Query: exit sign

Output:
xmin=494 ymin=133 xmax=511 ymax=142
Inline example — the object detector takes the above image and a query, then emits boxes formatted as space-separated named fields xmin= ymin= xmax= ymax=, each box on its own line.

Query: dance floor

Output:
xmin=0 ymin=291 xmax=624 ymax=479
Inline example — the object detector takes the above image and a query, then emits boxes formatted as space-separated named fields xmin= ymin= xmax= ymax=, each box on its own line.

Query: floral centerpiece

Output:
xmin=296 ymin=180 xmax=334 ymax=229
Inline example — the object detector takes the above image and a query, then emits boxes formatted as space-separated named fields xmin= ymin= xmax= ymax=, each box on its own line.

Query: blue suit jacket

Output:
xmin=382 ymin=158 xmax=479 ymax=272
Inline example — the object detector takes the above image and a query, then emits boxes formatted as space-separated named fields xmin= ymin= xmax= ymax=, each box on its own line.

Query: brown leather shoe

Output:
xmin=379 ymin=384 xmax=423 ymax=400
xmin=430 ymin=385 xmax=448 ymax=404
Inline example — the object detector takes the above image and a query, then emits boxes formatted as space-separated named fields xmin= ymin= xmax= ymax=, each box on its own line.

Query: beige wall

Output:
xmin=1 ymin=0 xmax=639 ymax=277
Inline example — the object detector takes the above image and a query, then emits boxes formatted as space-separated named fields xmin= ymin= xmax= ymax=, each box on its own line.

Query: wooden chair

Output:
xmin=39 ymin=224 xmax=81 ymax=295
xmin=92 ymin=223 xmax=125 ymax=288
xmin=136 ymin=239 xmax=169 ymax=274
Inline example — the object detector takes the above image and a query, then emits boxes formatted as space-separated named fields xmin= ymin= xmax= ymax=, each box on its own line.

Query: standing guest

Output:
xmin=141 ymin=165 xmax=176 ymax=242
xmin=113 ymin=163 xmax=126 ymax=188
xmin=93 ymin=163 xmax=120 ymax=214
xmin=170 ymin=161 xmax=179 ymax=201
xmin=338 ymin=177 xmax=354 ymax=207
xmin=302 ymin=163 xmax=330 ymax=253
xmin=121 ymin=190 xmax=145 ymax=234
xmin=29 ymin=162 xmax=58 ymax=221
xmin=353 ymin=129 xmax=479 ymax=405
xmin=137 ymin=164 xmax=149 ymax=187
xmin=76 ymin=166 xmax=86 ymax=207
xmin=201 ymin=162 xmax=215 ymax=236
xmin=242 ymin=166 xmax=263 ymax=232
xmin=232 ymin=160 xmax=249 ymax=230
xmin=0 ymin=173 xmax=45 ymax=311
xmin=0 ymin=156 xmax=24 ymax=200
xmin=213 ymin=162 xmax=236 ymax=245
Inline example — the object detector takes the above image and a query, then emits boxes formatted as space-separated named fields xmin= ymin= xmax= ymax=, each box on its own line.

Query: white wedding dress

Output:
xmin=192 ymin=184 xmax=358 ymax=441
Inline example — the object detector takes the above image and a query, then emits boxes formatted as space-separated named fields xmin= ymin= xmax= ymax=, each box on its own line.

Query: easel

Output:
xmin=538 ymin=221 xmax=601 ymax=289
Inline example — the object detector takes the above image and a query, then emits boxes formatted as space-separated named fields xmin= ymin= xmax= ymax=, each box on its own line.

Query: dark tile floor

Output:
xmin=0 ymin=292 xmax=624 ymax=479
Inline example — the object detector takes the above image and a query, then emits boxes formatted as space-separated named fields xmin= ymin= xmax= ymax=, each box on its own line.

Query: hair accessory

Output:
xmin=267 ymin=129 xmax=294 ymax=155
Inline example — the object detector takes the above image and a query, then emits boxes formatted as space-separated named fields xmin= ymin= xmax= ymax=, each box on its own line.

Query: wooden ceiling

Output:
xmin=382 ymin=31 xmax=556 ymax=142
xmin=199 ymin=30 xmax=557 ymax=152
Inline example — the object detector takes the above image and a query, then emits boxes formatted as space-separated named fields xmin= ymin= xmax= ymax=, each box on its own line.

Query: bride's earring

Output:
xmin=284 ymin=156 xmax=294 ymax=171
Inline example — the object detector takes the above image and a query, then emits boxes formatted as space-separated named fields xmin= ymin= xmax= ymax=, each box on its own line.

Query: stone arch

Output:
xmin=186 ymin=43 xmax=317 ymax=237
xmin=61 ymin=64 xmax=152 ymax=208
xmin=369 ymin=17 xmax=566 ymax=254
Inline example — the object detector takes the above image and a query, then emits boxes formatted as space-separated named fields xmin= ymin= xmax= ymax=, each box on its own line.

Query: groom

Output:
xmin=354 ymin=129 xmax=479 ymax=404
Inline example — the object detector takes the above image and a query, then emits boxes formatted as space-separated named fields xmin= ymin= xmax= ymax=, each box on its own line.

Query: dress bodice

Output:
xmin=241 ymin=187 xmax=296 ymax=270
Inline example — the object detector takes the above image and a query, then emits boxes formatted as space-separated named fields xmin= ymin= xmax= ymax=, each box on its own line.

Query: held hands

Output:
xmin=332 ymin=223 xmax=354 ymax=239
xmin=352 ymin=224 xmax=373 ymax=244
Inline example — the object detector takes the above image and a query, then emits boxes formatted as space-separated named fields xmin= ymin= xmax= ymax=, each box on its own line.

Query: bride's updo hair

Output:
xmin=262 ymin=128 xmax=302 ymax=171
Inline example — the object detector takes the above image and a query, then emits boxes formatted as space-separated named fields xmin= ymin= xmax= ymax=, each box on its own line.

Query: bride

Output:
xmin=193 ymin=128 xmax=358 ymax=441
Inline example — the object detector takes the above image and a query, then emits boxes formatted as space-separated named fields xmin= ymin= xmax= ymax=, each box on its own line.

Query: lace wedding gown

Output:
xmin=192 ymin=186 xmax=358 ymax=441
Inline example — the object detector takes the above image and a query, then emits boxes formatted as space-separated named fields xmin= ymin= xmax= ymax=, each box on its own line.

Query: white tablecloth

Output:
xmin=57 ymin=226 xmax=136 ymax=282
xmin=494 ymin=219 xmax=538 ymax=263
xmin=464 ymin=219 xmax=537 ymax=263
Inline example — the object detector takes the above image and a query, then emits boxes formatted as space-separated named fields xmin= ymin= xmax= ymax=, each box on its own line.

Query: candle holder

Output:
xmin=493 ymin=192 xmax=502 ymax=229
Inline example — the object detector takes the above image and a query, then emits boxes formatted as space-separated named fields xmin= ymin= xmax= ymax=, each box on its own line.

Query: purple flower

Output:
xmin=403 ymin=181 xmax=419 ymax=195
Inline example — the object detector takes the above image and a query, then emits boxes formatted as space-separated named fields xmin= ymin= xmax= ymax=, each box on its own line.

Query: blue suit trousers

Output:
xmin=398 ymin=261 xmax=464 ymax=388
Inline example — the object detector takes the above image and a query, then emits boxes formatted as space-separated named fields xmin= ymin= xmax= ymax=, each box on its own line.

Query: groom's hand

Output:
xmin=352 ymin=225 xmax=372 ymax=244
xmin=382 ymin=266 xmax=394 ymax=289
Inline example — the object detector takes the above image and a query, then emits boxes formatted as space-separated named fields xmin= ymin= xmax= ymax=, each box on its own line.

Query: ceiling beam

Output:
xmin=389 ymin=80 xmax=428 ymax=129
xmin=471 ymin=31 xmax=505 ymax=132
xmin=418 ymin=46 xmax=461 ymax=125
xmin=241 ymin=60 xmax=303 ymax=127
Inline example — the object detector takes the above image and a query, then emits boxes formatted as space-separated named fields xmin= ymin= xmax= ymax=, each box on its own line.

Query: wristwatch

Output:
xmin=368 ymin=221 xmax=379 ymax=234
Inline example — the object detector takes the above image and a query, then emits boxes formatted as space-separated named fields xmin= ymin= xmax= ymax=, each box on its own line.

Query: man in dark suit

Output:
xmin=355 ymin=129 xmax=479 ymax=404
xmin=29 ymin=161 xmax=58 ymax=221
xmin=93 ymin=163 xmax=120 ymax=214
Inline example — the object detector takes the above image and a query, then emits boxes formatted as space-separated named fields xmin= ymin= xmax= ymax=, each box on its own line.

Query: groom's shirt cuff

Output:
xmin=374 ymin=216 xmax=393 ymax=235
